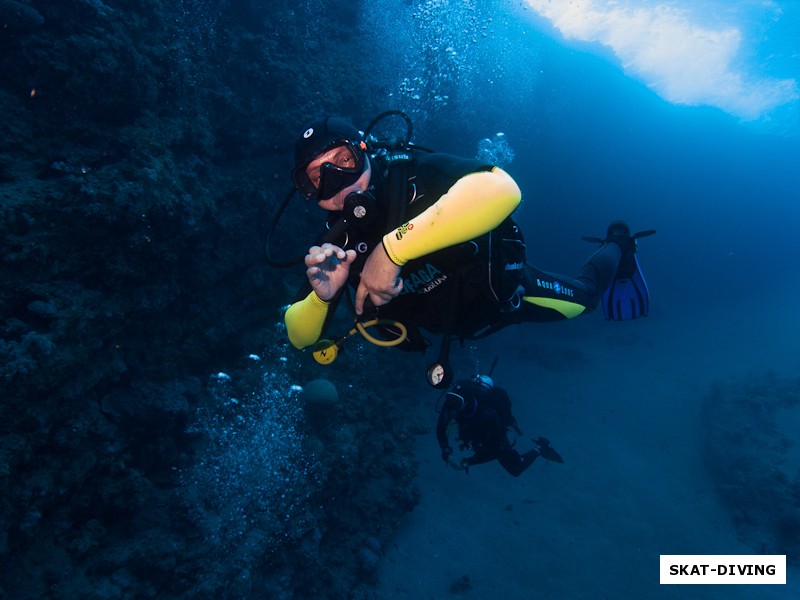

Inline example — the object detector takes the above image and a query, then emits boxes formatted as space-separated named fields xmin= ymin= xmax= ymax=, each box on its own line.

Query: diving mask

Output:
xmin=292 ymin=139 xmax=366 ymax=201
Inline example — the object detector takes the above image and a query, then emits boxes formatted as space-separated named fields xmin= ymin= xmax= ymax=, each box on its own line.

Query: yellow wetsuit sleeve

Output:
xmin=284 ymin=291 xmax=330 ymax=349
xmin=382 ymin=167 xmax=521 ymax=266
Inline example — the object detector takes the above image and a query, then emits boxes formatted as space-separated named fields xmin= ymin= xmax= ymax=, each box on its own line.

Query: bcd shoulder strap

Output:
xmin=377 ymin=148 xmax=418 ymax=231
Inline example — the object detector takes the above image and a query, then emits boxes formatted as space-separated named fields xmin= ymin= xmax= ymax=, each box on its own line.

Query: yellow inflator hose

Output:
xmin=312 ymin=318 xmax=407 ymax=365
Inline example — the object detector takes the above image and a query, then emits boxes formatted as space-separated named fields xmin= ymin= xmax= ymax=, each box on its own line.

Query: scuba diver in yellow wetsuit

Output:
xmin=276 ymin=113 xmax=654 ymax=387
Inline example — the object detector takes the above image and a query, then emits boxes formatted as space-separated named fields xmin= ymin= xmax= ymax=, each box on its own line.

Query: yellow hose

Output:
xmin=312 ymin=319 xmax=408 ymax=365
xmin=353 ymin=319 xmax=407 ymax=347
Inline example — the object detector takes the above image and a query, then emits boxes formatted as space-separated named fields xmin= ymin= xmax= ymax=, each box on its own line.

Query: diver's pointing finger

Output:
xmin=354 ymin=282 xmax=368 ymax=316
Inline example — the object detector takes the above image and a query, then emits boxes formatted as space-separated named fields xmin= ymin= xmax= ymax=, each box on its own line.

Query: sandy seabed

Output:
xmin=376 ymin=287 xmax=799 ymax=599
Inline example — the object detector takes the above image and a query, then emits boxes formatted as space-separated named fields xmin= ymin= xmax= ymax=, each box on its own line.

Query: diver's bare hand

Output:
xmin=305 ymin=243 xmax=357 ymax=301
xmin=355 ymin=245 xmax=403 ymax=315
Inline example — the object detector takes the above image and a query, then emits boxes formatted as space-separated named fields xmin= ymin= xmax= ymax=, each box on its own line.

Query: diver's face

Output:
xmin=309 ymin=155 xmax=371 ymax=212
xmin=304 ymin=144 xmax=359 ymax=190
xmin=293 ymin=140 xmax=369 ymax=208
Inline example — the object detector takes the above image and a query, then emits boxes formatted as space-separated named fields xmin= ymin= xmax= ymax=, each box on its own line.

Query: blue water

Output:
xmin=363 ymin=0 xmax=800 ymax=308
xmin=353 ymin=1 xmax=800 ymax=597
xmin=5 ymin=1 xmax=797 ymax=597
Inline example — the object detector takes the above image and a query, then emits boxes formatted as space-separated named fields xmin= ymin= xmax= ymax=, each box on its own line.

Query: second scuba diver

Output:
xmin=437 ymin=374 xmax=564 ymax=476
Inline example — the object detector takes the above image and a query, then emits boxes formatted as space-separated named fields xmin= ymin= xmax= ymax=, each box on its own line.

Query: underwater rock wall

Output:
xmin=703 ymin=373 xmax=800 ymax=563
xmin=1 ymin=0 xmax=421 ymax=597
xmin=1 ymin=0 xmax=377 ymax=406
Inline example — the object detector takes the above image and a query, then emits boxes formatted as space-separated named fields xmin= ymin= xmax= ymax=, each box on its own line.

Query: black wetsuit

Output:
xmin=436 ymin=380 xmax=540 ymax=477
xmin=293 ymin=151 xmax=623 ymax=351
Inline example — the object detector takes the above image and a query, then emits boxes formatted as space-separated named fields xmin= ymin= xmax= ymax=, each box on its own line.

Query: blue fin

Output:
xmin=603 ymin=254 xmax=650 ymax=320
